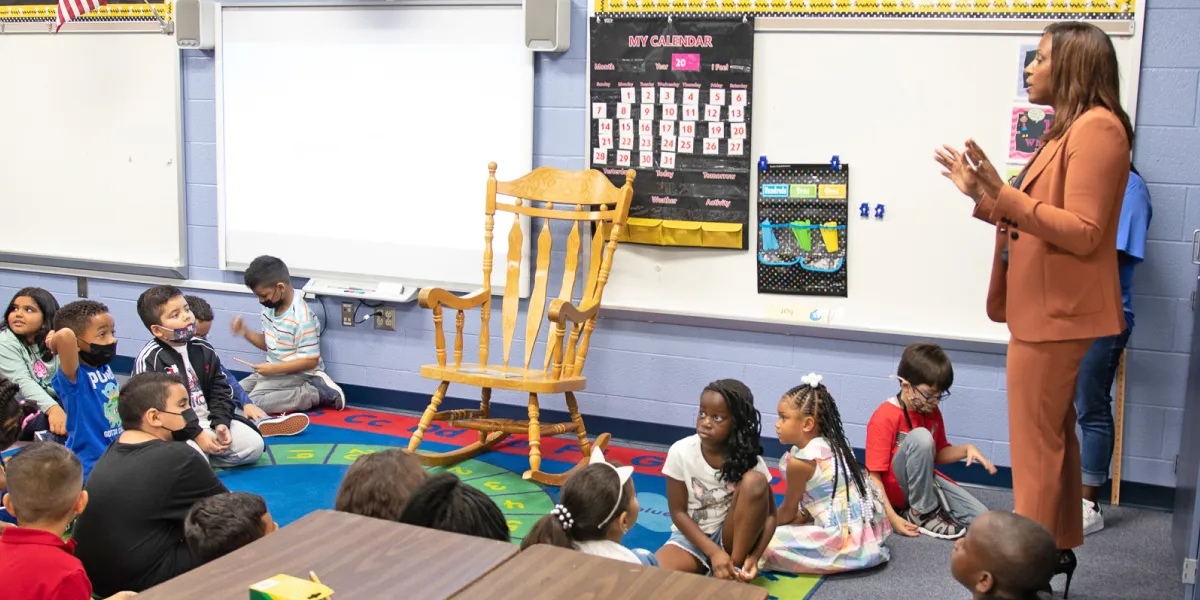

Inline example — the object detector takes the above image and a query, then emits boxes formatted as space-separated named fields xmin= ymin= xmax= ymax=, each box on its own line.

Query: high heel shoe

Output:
xmin=1054 ymin=549 xmax=1078 ymax=598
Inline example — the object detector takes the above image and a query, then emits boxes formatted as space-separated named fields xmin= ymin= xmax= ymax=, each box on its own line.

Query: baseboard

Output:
xmin=109 ymin=356 xmax=1176 ymax=511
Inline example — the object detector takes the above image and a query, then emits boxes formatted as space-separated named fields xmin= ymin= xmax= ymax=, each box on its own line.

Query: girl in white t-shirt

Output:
xmin=656 ymin=379 xmax=777 ymax=581
xmin=520 ymin=447 xmax=656 ymax=566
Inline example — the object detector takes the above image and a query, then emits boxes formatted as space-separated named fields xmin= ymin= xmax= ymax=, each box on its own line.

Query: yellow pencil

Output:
xmin=310 ymin=571 xmax=322 ymax=585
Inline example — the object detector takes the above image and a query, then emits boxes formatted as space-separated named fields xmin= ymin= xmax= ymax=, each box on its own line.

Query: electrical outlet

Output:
xmin=374 ymin=307 xmax=396 ymax=331
xmin=341 ymin=302 xmax=355 ymax=327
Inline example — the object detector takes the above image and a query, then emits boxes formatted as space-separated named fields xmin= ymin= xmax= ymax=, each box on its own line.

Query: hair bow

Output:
xmin=800 ymin=372 xmax=823 ymax=388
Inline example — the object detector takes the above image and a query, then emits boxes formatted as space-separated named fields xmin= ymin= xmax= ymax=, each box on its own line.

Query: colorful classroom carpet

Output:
xmin=213 ymin=408 xmax=823 ymax=599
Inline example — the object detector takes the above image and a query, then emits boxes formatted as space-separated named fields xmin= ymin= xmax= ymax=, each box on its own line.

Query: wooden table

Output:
xmin=134 ymin=510 xmax=518 ymax=599
xmin=450 ymin=544 xmax=769 ymax=600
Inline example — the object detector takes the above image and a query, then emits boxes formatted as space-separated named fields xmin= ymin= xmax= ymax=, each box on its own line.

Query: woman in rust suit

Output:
xmin=934 ymin=21 xmax=1134 ymax=597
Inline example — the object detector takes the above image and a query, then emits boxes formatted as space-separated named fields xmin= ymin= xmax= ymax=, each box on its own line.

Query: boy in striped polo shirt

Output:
xmin=232 ymin=256 xmax=345 ymax=414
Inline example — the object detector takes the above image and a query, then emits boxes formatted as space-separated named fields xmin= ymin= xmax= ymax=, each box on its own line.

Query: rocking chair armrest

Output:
xmin=417 ymin=287 xmax=488 ymax=312
xmin=548 ymin=298 xmax=601 ymax=325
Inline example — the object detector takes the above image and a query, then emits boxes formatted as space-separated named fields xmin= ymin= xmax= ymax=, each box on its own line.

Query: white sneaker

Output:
xmin=1083 ymin=499 xmax=1104 ymax=536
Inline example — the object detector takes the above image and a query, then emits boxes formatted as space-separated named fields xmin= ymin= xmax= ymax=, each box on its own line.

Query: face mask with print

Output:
xmin=158 ymin=322 xmax=196 ymax=344
xmin=78 ymin=341 xmax=117 ymax=367
xmin=162 ymin=407 xmax=199 ymax=441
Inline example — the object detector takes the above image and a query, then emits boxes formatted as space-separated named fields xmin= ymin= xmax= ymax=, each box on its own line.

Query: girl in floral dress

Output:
xmin=761 ymin=373 xmax=891 ymax=574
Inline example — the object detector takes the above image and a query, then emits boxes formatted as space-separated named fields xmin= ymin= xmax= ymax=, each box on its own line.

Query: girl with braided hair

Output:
xmin=656 ymin=379 xmax=776 ymax=581
xmin=520 ymin=447 xmax=656 ymax=566
xmin=760 ymin=373 xmax=891 ymax=574
xmin=1 ymin=376 xmax=23 ymax=527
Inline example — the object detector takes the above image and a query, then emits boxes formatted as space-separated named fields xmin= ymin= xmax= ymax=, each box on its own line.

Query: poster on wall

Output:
xmin=757 ymin=163 xmax=849 ymax=297
xmin=588 ymin=16 xmax=754 ymax=250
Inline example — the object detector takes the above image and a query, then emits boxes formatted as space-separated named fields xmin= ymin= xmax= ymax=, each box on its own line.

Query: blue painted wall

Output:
xmin=2 ymin=0 xmax=1196 ymax=487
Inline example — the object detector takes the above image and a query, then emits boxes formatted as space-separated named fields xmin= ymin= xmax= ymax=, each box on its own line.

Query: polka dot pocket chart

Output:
xmin=757 ymin=163 xmax=849 ymax=297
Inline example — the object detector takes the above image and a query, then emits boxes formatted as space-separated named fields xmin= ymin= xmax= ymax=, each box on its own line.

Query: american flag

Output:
xmin=56 ymin=0 xmax=107 ymax=31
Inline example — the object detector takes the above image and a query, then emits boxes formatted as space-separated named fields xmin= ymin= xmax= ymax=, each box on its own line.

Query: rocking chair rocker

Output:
xmin=405 ymin=162 xmax=636 ymax=486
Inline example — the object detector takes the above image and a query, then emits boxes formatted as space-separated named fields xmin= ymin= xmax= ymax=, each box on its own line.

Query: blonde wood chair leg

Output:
xmin=478 ymin=387 xmax=492 ymax=445
xmin=565 ymin=391 xmax=592 ymax=457
xmin=527 ymin=392 xmax=542 ymax=474
xmin=408 ymin=381 xmax=449 ymax=453
xmin=1111 ymin=349 xmax=1127 ymax=506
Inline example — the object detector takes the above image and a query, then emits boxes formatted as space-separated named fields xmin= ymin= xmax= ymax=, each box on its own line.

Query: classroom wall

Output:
xmin=1 ymin=0 xmax=1196 ymax=488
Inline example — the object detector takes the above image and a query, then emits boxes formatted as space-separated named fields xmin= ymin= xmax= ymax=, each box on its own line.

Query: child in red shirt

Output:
xmin=0 ymin=442 xmax=134 ymax=600
xmin=866 ymin=343 xmax=996 ymax=541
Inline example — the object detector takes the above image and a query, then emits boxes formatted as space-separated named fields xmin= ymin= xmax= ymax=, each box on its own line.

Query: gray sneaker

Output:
xmin=907 ymin=506 xmax=965 ymax=540
xmin=308 ymin=372 xmax=346 ymax=410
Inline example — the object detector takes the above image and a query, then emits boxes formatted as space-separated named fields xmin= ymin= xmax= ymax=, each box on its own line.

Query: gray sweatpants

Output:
xmin=892 ymin=427 xmax=988 ymax=526
xmin=240 ymin=373 xmax=320 ymax=414
xmin=186 ymin=420 xmax=265 ymax=468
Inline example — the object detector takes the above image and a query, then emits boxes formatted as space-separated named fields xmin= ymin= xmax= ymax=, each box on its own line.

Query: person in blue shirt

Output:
xmin=47 ymin=301 xmax=124 ymax=481
xmin=1076 ymin=165 xmax=1152 ymax=537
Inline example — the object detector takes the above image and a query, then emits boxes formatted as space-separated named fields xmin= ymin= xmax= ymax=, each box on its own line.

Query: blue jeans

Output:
xmin=1074 ymin=328 xmax=1132 ymax=488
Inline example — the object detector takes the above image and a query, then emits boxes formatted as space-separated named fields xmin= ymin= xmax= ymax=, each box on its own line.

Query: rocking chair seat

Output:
xmin=420 ymin=363 xmax=587 ymax=394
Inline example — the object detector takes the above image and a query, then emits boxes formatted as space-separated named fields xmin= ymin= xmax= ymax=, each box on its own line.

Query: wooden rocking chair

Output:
xmin=405 ymin=162 xmax=636 ymax=486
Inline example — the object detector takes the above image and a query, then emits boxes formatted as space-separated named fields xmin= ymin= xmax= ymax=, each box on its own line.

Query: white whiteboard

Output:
xmin=0 ymin=32 xmax=185 ymax=277
xmin=217 ymin=4 xmax=533 ymax=296
xmin=597 ymin=18 xmax=1143 ymax=344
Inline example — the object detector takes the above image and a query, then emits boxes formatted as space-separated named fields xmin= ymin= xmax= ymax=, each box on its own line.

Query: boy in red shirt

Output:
xmin=0 ymin=442 xmax=134 ymax=599
xmin=866 ymin=343 xmax=996 ymax=540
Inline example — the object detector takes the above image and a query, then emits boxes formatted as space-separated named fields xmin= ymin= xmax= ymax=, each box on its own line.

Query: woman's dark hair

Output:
xmin=334 ymin=449 xmax=427 ymax=522
xmin=782 ymin=381 xmax=870 ymax=520
xmin=398 ymin=473 xmax=510 ymax=542
xmin=3 ymin=287 xmax=60 ymax=361
xmin=0 ymin=376 xmax=21 ymax=450
xmin=521 ymin=463 xmax=632 ymax=550
xmin=704 ymin=379 xmax=763 ymax=485
xmin=1042 ymin=21 xmax=1134 ymax=145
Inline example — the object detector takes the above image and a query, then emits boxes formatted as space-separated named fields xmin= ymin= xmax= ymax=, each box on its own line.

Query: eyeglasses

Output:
xmin=901 ymin=378 xmax=951 ymax=403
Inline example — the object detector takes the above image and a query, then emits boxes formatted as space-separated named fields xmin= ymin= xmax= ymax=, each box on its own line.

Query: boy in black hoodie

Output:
xmin=132 ymin=285 xmax=264 ymax=467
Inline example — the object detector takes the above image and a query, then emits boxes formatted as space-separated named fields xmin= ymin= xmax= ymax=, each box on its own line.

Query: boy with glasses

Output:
xmin=866 ymin=343 xmax=996 ymax=540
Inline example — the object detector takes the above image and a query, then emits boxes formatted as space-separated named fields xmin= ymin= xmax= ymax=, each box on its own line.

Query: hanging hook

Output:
xmin=743 ymin=14 xmax=748 ymax=23
xmin=668 ymin=14 xmax=673 ymax=23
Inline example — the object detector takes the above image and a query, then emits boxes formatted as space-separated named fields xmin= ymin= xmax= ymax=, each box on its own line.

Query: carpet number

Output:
xmin=344 ymin=448 xmax=374 ymax=460
xmin=450 ymin=466 xmax=473 ymax=476
xmin=507 ymin=519 xmax=521 ymax=532
xmin=288 ymin=449 xmax=315 ymax=459
xmin=484 ymin=481 xmax=506 ymax=491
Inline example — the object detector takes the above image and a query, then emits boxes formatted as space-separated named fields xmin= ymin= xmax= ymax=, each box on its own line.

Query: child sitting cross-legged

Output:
xmin=951 ymin=510 xmax=1058 ymax=600
xmin=232 ymin=256 xmax=346 ymax=414
xmin=185 ymin=295 xmax=309 ymax=437
xmin=400 ymin=472 xmax=510 ymax=542
xmin=521 ymin=447 xmax=656 ymax=566
xmin=760 ymin=373 xmax=891 ymax=575
xmin=655 ymin=379 xmax=776 ymax=581
xmin=184 ymin=491 xmax=278 ymax=564
xmin=73 ymin=372 xmax=229 ymax=596
xmin=0 ymin=442 xmax=135 ymax=599
xmin=335 ymin=449 xmax=427 ymax=521
xmin=134 ymin=285 xmax=265 ymax=467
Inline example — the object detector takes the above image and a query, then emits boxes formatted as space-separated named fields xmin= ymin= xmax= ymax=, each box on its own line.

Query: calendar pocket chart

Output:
xmin=589 ymin=16 xmax=754 ymax=250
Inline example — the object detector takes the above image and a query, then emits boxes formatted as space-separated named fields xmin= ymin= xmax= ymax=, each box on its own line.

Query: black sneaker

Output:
xmin=906 ymin=506 xmax=965 ymax=539
xmin=308 ymin=372 xmax=346 ymax=410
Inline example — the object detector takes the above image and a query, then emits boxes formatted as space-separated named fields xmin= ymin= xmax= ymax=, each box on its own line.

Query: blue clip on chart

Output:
xmin=756 ymin=162 xmax=850 ymax=297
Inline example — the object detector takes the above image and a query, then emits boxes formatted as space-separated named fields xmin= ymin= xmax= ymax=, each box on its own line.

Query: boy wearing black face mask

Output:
xmin=72 ymin=372 xmax=228 ymax=596
xmin=47 ymin=300 xmax=123 ymax=481
xmin=232 ymin=255 xmax=345 ymax=414
xmin=133 ymin=285 xmax=265 ymax=468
